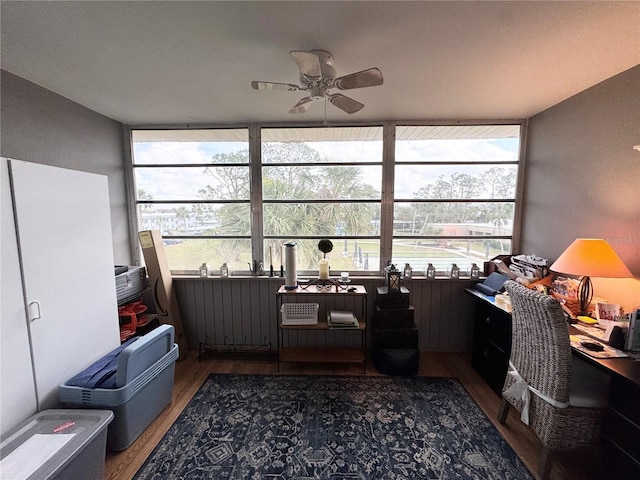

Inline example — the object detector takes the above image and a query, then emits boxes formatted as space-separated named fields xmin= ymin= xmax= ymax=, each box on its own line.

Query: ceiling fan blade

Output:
xmin=333 ymin=68 xmax=383 ymax=90
xmin=289 ymin=97 xmax=314 ymax=114
xmin=328 ymin=93 xmax=364 ymax=114
xmin=251 ymin=81 xmax=300 ymax=91
xmin=290 ymin=50 xmax=322 ymax=78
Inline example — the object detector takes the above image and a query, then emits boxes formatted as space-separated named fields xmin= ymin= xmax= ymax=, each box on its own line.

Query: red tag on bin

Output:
xmin=53 ymin=420 xmax=75 ymax=433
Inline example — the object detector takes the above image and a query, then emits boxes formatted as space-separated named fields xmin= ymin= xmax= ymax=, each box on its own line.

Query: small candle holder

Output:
xmin=450 ymin=263 xmax=460 ymax=279
xmin=199 ymin=263 xmax=210 ymax=278
xmin=220 ymin=262 xmax=230 ymax=278
xmin=315 ymin=278 xmax=335 ymax=291
xmin=470 ymin=263 xmax=481 ymax=280
xmin=297 ymin=277 xmax=340 ymax=291
xmin=425 ymin=263 xmax=436 ymax=279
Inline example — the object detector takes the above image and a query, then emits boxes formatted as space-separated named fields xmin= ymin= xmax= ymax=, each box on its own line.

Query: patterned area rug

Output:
xmin=134 ymin=375 xmax=533 ymax=479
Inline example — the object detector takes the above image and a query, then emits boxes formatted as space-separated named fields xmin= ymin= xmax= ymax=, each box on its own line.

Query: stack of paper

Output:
xmin=328 ymin=310 xmax=358 ymax=328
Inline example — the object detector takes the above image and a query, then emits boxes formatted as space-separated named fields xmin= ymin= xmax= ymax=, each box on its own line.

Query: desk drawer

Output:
xmin=609 ymin=376 xmax=640 ymax=425
xmin=471 ymin=335 xmax=509 ymax=396
xmin=602 ymin=408 xmax=640 ymax=464
xmin=602 ymin=375 xmax=640 ymax=476
xmin=602 ymin=437 xmax=640 ymax=480
xmin=474 ymin=303 xmax=511 ymax=352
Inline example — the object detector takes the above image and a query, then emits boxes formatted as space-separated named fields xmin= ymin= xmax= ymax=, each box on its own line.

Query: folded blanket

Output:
xmin=65 ymin=336 xmax=138 ymax=389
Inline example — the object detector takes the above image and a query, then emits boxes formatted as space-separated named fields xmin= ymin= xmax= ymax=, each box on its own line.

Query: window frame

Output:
xmin=126 ymin=121 xmax=526 ymax=275
xmin=259 ymin=125 xmax=384 ymax=274
xmin=391 ymin=122 xmax=524 ymax=273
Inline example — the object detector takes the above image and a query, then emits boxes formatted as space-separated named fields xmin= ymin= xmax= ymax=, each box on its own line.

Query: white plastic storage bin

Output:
xmin=281 ymin=303 xmax=319 ymax=325
xmin=59 ymin=325 xmax=178 ymax=451
xmin=0 ymin=409 xmax=112 ymax=480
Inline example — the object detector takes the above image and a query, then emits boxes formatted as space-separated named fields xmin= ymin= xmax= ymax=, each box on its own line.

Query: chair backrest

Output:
xmin=505 ymin=281 xmax=572 ymax=404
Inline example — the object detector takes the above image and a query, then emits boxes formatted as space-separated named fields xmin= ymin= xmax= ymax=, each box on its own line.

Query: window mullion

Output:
xmin=512 ymin=118 xmax=528 ymax=253
xmin=379 ymin=121 xmax=396 ymax=270
xmin=249 ymin=123 xmax=263 ymax=267
xmin=123 ymin=126 xmax=139 ymax=264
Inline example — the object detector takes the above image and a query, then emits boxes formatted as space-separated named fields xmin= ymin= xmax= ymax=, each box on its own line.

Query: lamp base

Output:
xmin=577 ymin=275 xmax=593 ymax=316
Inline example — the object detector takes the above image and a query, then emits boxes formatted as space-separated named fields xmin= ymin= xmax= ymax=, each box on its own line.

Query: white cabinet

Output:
xmin=1 ymin=158 xmax=120 ymax=432
xmin=1 ymin=159 xmax=37 ymax=433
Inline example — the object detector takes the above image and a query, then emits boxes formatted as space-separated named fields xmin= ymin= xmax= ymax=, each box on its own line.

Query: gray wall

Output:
xmin=1 ymin=70 xmax=131 ymax=264
xmin=175 ymin=277 xmax=476 ymax=352
xmin=522 ymin=65 xmax=640 ymax=308
xmin=3 ymin=65 xmax=638 ymax=310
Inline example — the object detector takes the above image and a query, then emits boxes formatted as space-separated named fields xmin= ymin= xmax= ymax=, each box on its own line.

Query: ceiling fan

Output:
xmin=251 ymin=49 xmax=383 ymax=114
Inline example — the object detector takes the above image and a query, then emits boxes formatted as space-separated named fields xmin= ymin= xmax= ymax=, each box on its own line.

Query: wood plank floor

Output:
xmin=104 ymin=351 xmax=606 ymax=480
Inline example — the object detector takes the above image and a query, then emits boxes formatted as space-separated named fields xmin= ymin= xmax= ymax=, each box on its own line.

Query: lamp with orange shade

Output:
xmin=550 ymin=238 xmax=632 ymax=316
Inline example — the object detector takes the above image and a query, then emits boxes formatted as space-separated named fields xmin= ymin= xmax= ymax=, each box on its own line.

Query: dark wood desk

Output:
xmin=466 ymin=288 xmax=640 ymax=479
xmin=466 ymin=288 xmax=640 ymax=384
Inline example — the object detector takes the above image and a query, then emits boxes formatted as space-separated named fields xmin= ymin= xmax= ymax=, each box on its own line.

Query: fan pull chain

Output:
xmin=323 ymin=98 xmax=328 ymax=128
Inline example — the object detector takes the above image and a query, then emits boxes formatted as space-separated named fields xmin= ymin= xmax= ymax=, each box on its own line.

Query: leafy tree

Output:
xmin=137 ymin=189 xmax=153 ymax=201
xmin=137 ymin=189 xmax=153 ymax=212
xmin=410 ymin=167 xmax=515 ymax=241
xmin=198 ymin=143 xmax=379 ymax=268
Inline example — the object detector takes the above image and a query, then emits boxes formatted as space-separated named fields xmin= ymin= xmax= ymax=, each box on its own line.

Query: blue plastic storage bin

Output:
xmin=59 ymin=325 xmax=178 ymax=451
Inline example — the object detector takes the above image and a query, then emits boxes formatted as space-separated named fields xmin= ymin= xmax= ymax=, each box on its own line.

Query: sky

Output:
xmin=133 ymin=136 xmax=519 ymax=201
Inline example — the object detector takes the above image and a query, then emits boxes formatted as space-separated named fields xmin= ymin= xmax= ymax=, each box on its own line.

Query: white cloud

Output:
xmin=132 ymin=137 xmax=518 ymax=200
xmin=133 ymin=142 xmax=250 ymax=199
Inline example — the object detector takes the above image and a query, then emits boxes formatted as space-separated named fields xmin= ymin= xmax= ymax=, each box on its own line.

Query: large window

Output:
xmin=130 ymin=123 xmax=522 ymax=274
xmin=261 ymin=127 xmax=383 ymax=272
xmin=393 ymin=125 xmax=520 ymax=275
xmin=132 ymin=129 xmax=251 ymax=271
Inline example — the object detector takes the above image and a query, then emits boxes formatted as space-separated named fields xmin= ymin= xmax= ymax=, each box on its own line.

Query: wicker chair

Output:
xmin=497 ymin=280 xmax=609 ymax=480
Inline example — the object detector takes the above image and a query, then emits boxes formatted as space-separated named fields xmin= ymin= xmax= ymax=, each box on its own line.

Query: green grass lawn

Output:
xmin=162 ymin=238 xmax=508 ymax=272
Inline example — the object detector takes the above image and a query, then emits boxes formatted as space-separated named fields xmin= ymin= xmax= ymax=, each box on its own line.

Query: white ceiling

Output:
xmin=1 ymin=1 xmax=639 ymax=126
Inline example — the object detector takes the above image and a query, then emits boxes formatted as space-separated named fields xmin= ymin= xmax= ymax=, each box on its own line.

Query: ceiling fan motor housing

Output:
xmin=310 ymin=86 xmax=326 ymax=101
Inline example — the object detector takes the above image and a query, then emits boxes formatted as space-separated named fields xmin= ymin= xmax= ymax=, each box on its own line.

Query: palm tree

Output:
xmin=201 ymin=143 xmax=380 ymax=269
xmin=137 ymin=189 xmax=153 ymax=211
xmin=173 ymin=206 xmax=190 ymax=231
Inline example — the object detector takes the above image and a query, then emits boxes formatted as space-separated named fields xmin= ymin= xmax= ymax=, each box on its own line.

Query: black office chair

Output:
xmin=498 ymin=280 xmax=609 ymax=479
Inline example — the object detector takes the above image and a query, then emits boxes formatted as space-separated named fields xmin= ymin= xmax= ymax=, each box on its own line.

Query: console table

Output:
xmin=276 ymin=285 xmax=367 ymax=372
xmin=466 ymin=288 xmax=640 ymax=479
